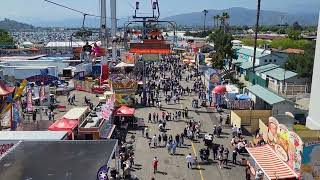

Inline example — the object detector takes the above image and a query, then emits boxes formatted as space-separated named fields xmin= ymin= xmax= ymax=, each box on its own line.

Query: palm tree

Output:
xmin=221 ymin=12 xmax=230 ymax=33
xmin=215 ymin=15 xmax=221 ymax=28
xmin=202 ymin=10 xmax=208 ymax=31
xmin=213 ymin=15 xmax=219 ymax=28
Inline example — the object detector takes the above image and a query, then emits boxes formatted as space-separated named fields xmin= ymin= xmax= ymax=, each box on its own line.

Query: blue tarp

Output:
xmin=236 ymin=94 xmax=251 ymax=100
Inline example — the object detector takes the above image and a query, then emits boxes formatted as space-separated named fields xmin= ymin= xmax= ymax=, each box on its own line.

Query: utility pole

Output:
xmin=110 ymin=0 xmax=117 ymax=62
xmin=252 ymin=0 xmax=261 ymax=77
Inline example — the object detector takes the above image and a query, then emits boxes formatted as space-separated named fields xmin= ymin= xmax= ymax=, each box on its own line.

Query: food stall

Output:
xmin=109 ymin=74 xmax=138 ymax=107
xmin=78 ymin=101 xmax=116 ymax=140
xmin=48 ymin=118 xmax=78 ymax=140
xmin=113 ymin=105 xmax=136 ymax=129
xmin=212 ymin=85 xmax=226 ymax=106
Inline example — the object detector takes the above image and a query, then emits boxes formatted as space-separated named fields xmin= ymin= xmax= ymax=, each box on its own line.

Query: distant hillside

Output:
xmin=162 ymin=7 xmax=318 ymax=26
xmin=0 ymin=18 xmax=34 ymax=31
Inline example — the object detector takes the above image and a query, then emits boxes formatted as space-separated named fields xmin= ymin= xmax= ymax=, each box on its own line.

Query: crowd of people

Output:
xmin=112 ymin=58 xmax=254 ymax=180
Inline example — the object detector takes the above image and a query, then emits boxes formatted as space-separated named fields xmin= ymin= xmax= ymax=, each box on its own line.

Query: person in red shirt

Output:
xmin=152 ymin=157 xmax=158 ymax=174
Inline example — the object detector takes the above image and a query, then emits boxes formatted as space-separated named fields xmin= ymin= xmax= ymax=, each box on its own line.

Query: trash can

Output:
xmin=241 ymin=158 xmax=247 ymax=166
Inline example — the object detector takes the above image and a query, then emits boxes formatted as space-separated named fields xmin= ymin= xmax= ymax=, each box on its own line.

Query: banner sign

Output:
xmin=26 ymin=88 xmax=33 ymax=112
xmin=267 ymin=117 xmax=303 ymax=175
xmin=0 ymin=105 xmax=12 ymax=128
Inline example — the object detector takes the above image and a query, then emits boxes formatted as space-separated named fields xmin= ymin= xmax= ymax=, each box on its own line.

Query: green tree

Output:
xmin=287 ymin=29 xmax=302 ymax=40
xmin=285 ymin=42 xmax=315 ymax=79
xmin=0 ymin=29 xmax=14 ymax=44
xmin=292 ymin=21 xmax=302 ymax=31
xmin=208 ymin=29 xmax=237 ymax=70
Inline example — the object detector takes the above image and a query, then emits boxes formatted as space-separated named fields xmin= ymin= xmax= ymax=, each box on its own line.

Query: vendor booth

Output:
xmin=245 ymin=117 xmax=303 ymax=180
xmin=114 ymin=106 xmax=136 ymax=129
xmin=212 ymin=85 xmax=226 ymax=106
xmin=109 ymin=75 xmax=138 ymax=107
xmin=48 ymin=118 xmax=78 ymax=140
xmin=78 ymin=101 xmax=116 ymax=140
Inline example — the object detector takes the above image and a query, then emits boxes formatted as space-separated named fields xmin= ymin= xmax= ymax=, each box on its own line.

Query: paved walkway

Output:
xmin=127 ymin=69 xmax=248 ymax=180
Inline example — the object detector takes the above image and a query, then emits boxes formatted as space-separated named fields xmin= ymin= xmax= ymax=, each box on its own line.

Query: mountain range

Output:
xmin=0 ymin=18 xmax=34 ymax=30
xmin=0 ymin=7 xmax=318 ymax=29
xmin=162 ymin=7 xmax=318 ymax=26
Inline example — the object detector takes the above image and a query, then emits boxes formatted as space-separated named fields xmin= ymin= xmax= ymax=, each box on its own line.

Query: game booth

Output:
xmin=245 ymin=117 xmax=303 ymax=180
xmin=224 ymin=85 xmax=252 ymax=110
xmin=109 ymin=74 xmax=138 ymax=107
xmin=212 ymin=85 xmax=226 ymax=107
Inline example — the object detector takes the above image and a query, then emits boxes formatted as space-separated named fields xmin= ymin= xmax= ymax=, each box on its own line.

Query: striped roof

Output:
xmin=246 ymin=145 xmax=298 ymax=179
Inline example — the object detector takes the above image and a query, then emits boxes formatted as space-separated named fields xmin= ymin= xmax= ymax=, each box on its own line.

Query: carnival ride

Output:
xmin=119 ymin=0 xmax=177 ymax=105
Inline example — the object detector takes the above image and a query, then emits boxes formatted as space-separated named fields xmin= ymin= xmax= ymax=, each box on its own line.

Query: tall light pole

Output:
xmin=252 ymin=0 xmax=261 ymax=79
xmin=110 ymin=0 xmax=117 ymax=62
xmin=100 ymin=0 xmax=107 ymax=50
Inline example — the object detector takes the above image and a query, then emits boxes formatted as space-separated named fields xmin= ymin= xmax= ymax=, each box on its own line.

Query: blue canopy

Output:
xmin=236 ymin=94 xmax=251 ymax=100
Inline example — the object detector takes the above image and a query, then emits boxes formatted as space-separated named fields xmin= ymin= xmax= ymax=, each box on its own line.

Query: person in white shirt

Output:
xmin=232 ymin=125 xmax=237 ymax=136
xmin=186 ymin=153 xmax=193 ymax=169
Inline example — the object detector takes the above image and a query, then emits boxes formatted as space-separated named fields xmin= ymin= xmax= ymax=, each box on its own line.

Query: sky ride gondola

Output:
xmin=123 ymin=0 xmax=177 ymax=55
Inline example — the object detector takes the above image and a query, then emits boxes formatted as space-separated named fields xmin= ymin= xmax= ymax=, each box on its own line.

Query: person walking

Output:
xmin=180 ymin=133 xmax=184 ymax=146
xmin=145 ymin=127 xmax=150 ymax=139
xmin=186 ymin=153 xmax=193 ymax=169
xmin=166 ymin=141 xmax=172 ymax=154
xmin=163 ymin=133 xmax=168 ymax=146
xmin=218 ymin=153 xmax=223 ymax=169
xmin=153 ymin=112 xmax=156 ymax=123
xmin=158 ymin=134 xmax=162 ymax=147
xmin=152 ymin=135 xmax=157 ymax=148
xmin=156 ymin=113 xmax=159 ymax=122
xmin=172 ymin=141 xmax=177 ymax=155
xmin=148 ymin=113 xmax=152 ymax=123
xmin=245 ymin=165 xmax=251 ymax=180
xmin=223 ymin=148 xmax=229 ymax=165
xmin=175 ymin=134 xmax=180 ymax=147
xmin=232 ymin=148 xmax=238 ymax=164
xmin=152 ymin=157 xmax=158 ymax=174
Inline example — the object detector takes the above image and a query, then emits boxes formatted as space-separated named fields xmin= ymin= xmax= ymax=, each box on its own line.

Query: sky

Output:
xmin=0 ymin=0 xmax=319 ymax=24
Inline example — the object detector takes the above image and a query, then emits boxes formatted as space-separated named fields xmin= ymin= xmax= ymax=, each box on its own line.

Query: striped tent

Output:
xmin=246 ymin=145 xmax=298 ymax=180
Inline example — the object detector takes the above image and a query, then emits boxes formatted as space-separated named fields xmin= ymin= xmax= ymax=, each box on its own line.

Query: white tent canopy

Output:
xmin=115 ymin=62 xmax=135 ymax=68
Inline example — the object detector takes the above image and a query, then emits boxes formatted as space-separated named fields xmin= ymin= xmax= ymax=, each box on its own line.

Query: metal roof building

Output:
xmin=0 ymin=131 xmax=68 ymax=141
xmin=0 ymin=140 xmax=118 ymax=180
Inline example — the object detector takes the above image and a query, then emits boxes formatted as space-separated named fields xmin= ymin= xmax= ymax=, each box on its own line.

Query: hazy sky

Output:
xmin=0 ymin=0 xmax=319 ymax=23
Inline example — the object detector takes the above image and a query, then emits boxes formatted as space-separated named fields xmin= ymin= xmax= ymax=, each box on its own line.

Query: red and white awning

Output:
xmin=246 ymin=145 xmax=298 ymax=180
